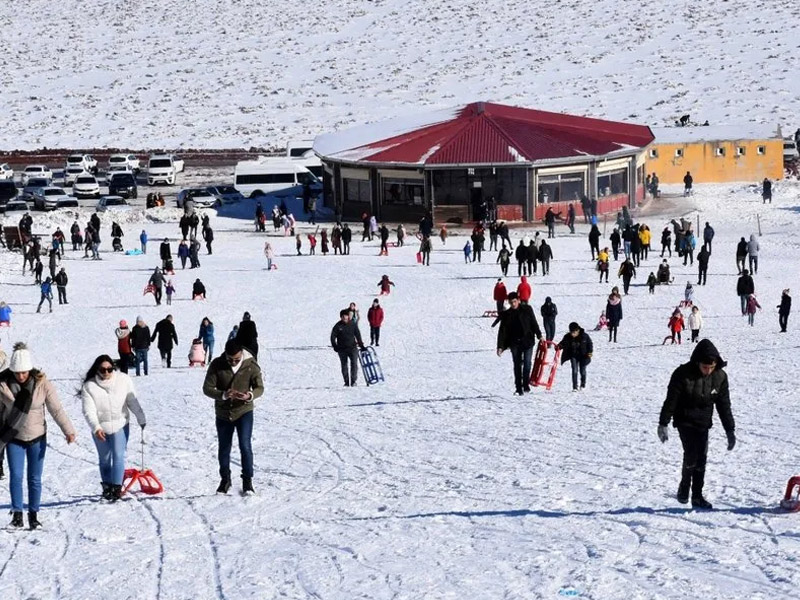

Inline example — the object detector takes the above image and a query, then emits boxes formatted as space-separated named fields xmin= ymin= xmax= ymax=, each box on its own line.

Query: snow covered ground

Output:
xmin=0 ymin=180 xmax=799 ymax=599
xmin=1 ymin=0 xmax=798 ymax=150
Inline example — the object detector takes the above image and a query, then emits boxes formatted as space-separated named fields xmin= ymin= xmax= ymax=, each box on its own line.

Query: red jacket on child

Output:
xmin=493 ymin=282 xmax=507 ymax=302
xmin=367 ymin=305 xmax=384 ymax=327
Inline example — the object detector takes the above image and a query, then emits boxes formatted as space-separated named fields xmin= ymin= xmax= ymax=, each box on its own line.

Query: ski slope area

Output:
xmin=0 ymin=183 xmax=799 ymax=598
xmin=0 ymin=0 xmax=798 ymax=150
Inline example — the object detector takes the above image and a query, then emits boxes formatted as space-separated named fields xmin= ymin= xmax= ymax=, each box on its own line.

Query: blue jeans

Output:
xmin=92 ymin=425 xmax=130 ymax=485
xmin=7 ymin=437 xmax=47 ymax=512
xmin=135 ymin=349 xmax=149 ymax=375
xmin=570 ymin=358 xmax=588 ymax=389
xmin=203 ymin=340 xmax=214 ymax=363
xmin=510 ymin=344 xmax=533 ymax=392
xmin=216 ymin=411 xmax=254 ymax=479
xmin=141 ymin=242 xmax=147 ymax=254
xmin=623 ymin=241 xmax=631 ymax=258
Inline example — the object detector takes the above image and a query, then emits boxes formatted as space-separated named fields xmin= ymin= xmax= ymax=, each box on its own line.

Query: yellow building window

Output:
xmin=736 ymin=147 xmax=746 ymax=156
xmin=648 ymin=148 xmax=658 ymax=158
xmin=715 ymin=147 xmax=725 ymax=157
xmin=757 ymin=146 xmax=766 ymax=155
xmin=674 ymin=148 xmax=684 ymax=158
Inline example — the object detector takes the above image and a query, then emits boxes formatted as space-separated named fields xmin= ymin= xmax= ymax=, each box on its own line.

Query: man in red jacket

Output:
xmin=517 ymin=275 xmax=531 ymax=304
xmin=367 ymin=298 xmax=384 ymax=346
xmin=493 ymin=278 xmax=507 ymax=314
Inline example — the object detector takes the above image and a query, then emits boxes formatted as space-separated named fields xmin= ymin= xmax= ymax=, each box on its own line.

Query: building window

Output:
xmin=648 ymin=148 xmax=658 ymax=158
xmin=343 ymin=178 xmax=370 ymax=204
xmin=715 ymin=147 xmax=725 ymax=157
xmin=538 ymin=172 xmax=586 ymax=204
xmin=736 ymin=147 xmax=746 ymax=156
xmin=757 ymin=145 xmax=766 ymax=155
xmin=597 ymin=168 xmax=628 ymax=197
xmin=674 ymin=148 xmax=684 ymax=158
xmin=382 ymin=178 xmax=424 ymax=205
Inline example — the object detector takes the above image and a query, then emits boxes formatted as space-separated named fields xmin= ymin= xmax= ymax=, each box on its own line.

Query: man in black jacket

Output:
xmin=735 ymin=237 xmax=748 ymax=274
xmin=341 ymin=224 xmax=352 ymax=255
xmin=152 ymin=315 xmax=178 ymax=368
xmin=736 ymin=269 xmax=755 ymax=315
xmin=159 ymin=238 xmax=172 ymax=271
xmin=331 ymin=309 xmax=364 ymax=386
xmin=515 ymin=241 xmax=527 ymax=276
xmin=696 ymin=246 xmax=710 ymax=285
xmin=496 ymin=292 xmax=542 ymax=395
xmin=658 ymin=339 xmax=736 ymax=509
xmin=235 ymin=312 xmax=259 ymax=360
xmin=557 ymin=322 xmax=593 ymax=391
xmin=131 ymin=316 xmax=151 ymax=376
xmin=54 ymin=267 xmax=68 ymax=304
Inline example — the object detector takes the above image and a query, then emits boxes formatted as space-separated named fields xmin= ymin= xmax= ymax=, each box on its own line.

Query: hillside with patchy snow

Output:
xmin=0 ymin=0 xmax=798 ymax=150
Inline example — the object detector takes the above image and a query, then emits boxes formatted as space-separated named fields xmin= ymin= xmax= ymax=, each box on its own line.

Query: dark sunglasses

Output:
xmin=225 ymin=355 xmax=242 ymax=365
xmin=98 ymin=366 xmax=115 ymax=374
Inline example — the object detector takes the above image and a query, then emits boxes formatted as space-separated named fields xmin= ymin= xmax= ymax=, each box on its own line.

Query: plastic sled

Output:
xmin=679 ymin=300 xmax=693 ymax=308
xmin=780 ymin=475 xmax=800 ymax=512
xmin=483 ymin=310 xmax=498 ymax=317
xmin=270 ymin=264 xmax=278 ymax=270
xmin=125 ymin=248 xmax=143 ymax=256
xmin=529 ymin=339 xmax=561 ymax=391
xmin=122 ymin=468 xmax=164 ymax=496
xmin=416 ymin=252 xmax=422 ymax=264
xmin=143 ymin=284 xmax=155 ymax=296
xmin=193 ymin=295 xmax=206 ymax=301
xmin=359 ymin=346 xmax=385 ymax=386
xmin=189 ymin=360 xmax=205 ymax=368
xmin=0 ymin=321 xmax=10 ymax=328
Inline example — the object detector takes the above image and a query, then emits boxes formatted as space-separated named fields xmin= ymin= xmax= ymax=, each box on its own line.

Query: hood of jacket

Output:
xmin=690 ymin=339 xmax=727 ymax=368
xmin=521 ymin=276 xmax=528 ymax=284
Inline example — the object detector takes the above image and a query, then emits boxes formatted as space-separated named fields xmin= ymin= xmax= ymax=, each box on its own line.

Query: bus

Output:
xmin=233 ymin=158 xmax=320 ymax=198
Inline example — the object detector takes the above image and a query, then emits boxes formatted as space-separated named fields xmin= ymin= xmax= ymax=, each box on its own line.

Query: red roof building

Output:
xmin=313 ymin=102 xmax=654 ymax=223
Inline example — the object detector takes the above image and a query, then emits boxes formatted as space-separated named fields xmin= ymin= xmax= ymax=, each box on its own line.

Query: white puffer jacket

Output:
xmin=688 ymin=311 xmax=703 ymax=330
xmin=81 ymin=372 xmax=146 ymax=434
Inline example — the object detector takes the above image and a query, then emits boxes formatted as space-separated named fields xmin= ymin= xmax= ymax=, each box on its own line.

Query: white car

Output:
xmin=177 ymin=187 xmax=218 ymax=208
xmin=64 ymin=165 xmax=87 ymax=186
xmin=147 ymin=154 xmax=185 ymax=185
xmin=96 ymin=195 xmax=131 ymax=212
xmin=73 ymin=174 xmax=101 ymax=198
xmin=0 ymin=163 xmax=13 ymax=180
xmin=784 ymin=139 xmax=799 ymax=162
xmin=108 ymin=154 xmax=141 ymax=173
xmin=65 ymin=154 xmax=97 ymax=174
xmin=105 ymin=164 xmax=133 ymax=182
xmin=3 ymin=198 xmax=29 ymax=213
xmin=21 ymin=165 xmax=53 ymax=186
xmin=32 ymin=186 xmax=72 ymax=211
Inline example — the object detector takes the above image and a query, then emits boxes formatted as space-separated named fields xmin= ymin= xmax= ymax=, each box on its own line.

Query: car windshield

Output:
xmin=26 ymin=178 xmax=48 ymax=187
xmin=67 ymin=157 xmax=83 ymax=163
xmin=110 ymin=156 xmax=126 ymax=163
xmin=106 ymin=198 xmax=124 ymax=206
xmin=58 ymin=199 xmax=78 ymax=206
xmin=44 ymin=189 xmax=63 ymax=196
xmin=112 ymin=174 xmax=135 ymax=184
xmin=76 ymin=177 xmax=95 ymax=184
xmin=25 ymin=167 xmax=44 ymax=173
xmin=68 ymin=167 xmax=84 ymax=173
xmin=0 ymin=182 xmax=16 ymax=198
xmin=150 ymin=159 xmax=172 ymax=168
xmin=216 ymin=186 xmax=236 ymax=194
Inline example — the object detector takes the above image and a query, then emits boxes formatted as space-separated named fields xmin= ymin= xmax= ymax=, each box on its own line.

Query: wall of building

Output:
xmin=646 ymin=139 xmax=783 ymax=184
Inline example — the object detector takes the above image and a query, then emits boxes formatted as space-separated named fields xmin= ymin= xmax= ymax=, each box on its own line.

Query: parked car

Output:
xmin=21 ymin=165 xmax=53 ymax=186
xmin=105 ymin=164 xmax=133 ymax=182
xmin=108 ymin=172 xmax=138 ymax=198
xmin=147 ymin=154 xmax=185 ymax=185
xmin=2 ymin=198 xmax=29 ymax=213
xmin=0 ymin=180 xmax=18 ymax=203
xmin=0 ymin=163 xmax=13 ymax=180
xmin=73 ymin=174 xmax=101 ymax=198
xmin=64 ymin=165 xmax=87 ymax=187
xmin=20 ymin=177 xmax=51 ymax=201
xmin=56 ymin=197 xmax=79 ymax=209
xmin=96 ymin=195 xmax=131 ymax=212
xmin=65 ymin=154 xmax=97 ymax=174
xmin=108 ymin=153 xmax=141 ymax=173
xmin=177 ymin=187 xmax=218 ymax=208
xmin=784 ymin=138 xmax=799 ymax=162
xmin=32 ymin=186 xmax=72 ymax=211
xmin=206 ymin=185 xmax=244 ymax=204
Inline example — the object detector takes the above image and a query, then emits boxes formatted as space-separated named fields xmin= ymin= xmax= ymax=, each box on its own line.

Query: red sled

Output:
xmin=379 ymin=249 xmax=388 ymax=256
xmin=270 ymin=264 xmax=278 ymax=270
xmin=529 ymin=339 xmax=561 ymax=391
xmin=143 ymin=284 xmax=155 ymax=296
xmin=189 ymin=360 xmax=205 ymax=368
xmin=123 ymin=468 xmax=164 ymax=496
xmin=483 ymin=310 xmax=498 ymax=317
xmin=0 ymin=321 xmax=10 ymax=327
xmin=780 ymin=475 xmax=800 ymax=512
xmin=416 ymin=252 xmax=422 ymax=264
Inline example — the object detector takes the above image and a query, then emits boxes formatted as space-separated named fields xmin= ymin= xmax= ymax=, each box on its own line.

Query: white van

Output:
xmin=147 ymin=154 xmax=185 ymax=185
xmin=286 ymin=140 xmax=323 ymax=179
xmin=234 ymin=158 xmax=319 ymax=198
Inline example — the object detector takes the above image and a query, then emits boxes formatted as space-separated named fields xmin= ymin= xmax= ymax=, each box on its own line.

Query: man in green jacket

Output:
xmin=203 ymin=339 xmax=264 ymax=495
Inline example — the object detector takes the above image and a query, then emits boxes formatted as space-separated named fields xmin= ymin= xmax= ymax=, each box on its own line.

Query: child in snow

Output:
xmin=647 ymin=272 xmax=657 ymax=294
xmin=377 ymin=275 xmax=395 ymax=295
xmin=308 ymin=233 xmax=317 ymax=255
xmin=188 ymin=338 xmax=205 ymax=367
xmin=228 ymin=325 xmax=239 ymax=341
xmin=597 ymin=247 xmax=609 ymax=283
xmin=112 ymin=237 xmax=123 ymax=252
xmin=745 ymin=293 xmax=761 ymax=326
xmin=165 ymin=280 xmax=175 ymax=306
xmin=463 ymin=241 xmax=471 ymax=263
xmin=683 ymin=282 xmax=694 ymax=307
xmin=34 ymin=259 xmax=43 ymax=284
xmin=296 ymin=234 xmax=302 ymax=256
xmin=440 ymin=226 xmax=448 ymax=245
xmin=688 ymin=306 xmax=703 ymax=343
xmin=663 ymin=308 xmax=685 ymax=345
xmin=0 ymin=301 xmax=12 ymax=325
xmin=264 ymin=242 xmax=274 ymax=270
xmin=593 ymin=311 xmax=608 ymax=331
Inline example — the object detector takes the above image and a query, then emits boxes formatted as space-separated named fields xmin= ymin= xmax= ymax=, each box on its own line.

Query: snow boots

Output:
xmin=242 ymin=477 xmax=255 ymax=495
xmin=216 ymin=477 xmax=232 ymax=494
xmin=28 ymin=512 xmax=41 ymax=530
xmin=101 ymin=482 xmax=122 ymax=502
xmin=10 ymin=511 xmax=23 ymax=528
xmin=677 ymin=480 xmax=690 ymax=504
xmin=101 ymin=482 xmax=113 ymax=501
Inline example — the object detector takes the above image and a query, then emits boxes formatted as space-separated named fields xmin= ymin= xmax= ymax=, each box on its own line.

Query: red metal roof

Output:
xmin=320 ymin=102 xmax=654 ymax=165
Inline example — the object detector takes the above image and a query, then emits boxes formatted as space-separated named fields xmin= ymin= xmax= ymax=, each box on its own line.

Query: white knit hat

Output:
xmin=9 ymin=342 xmax=33 ymax=372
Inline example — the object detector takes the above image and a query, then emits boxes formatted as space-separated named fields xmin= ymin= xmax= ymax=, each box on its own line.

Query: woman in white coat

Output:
xmin=81 ymin=354 xmax=146 ymax=501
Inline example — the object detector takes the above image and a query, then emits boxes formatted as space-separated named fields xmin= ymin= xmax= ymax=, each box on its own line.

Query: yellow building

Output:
xmin=647 ymin=125 xmax=784 ymax=184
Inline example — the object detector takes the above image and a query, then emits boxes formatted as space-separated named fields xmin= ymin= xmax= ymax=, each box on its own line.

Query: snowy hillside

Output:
xmin=1 ymin=0 xmax=798 ymax=150
xmin=0 ymin=182 xmax=799 ymax=598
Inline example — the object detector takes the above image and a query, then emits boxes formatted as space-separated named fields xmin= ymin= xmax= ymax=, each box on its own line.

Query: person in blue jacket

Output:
xmin=178 ymin=240 xmax=190 ymax=269
xmin=683 ymin=230 xmax=696 ymax=266
xmin=140 ymin=230 xmax=148 ymax=254
xmin=36 ymin=278 xmax=53 ymax=313
xmin=0 ymin=301 xmax=11 ymax=324
xmin=199 ymin=317 xmax=215 ymax=365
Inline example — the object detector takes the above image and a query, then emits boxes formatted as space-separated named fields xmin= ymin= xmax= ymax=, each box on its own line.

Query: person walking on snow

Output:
xmin=377 ymin=275 xmax=395 ymax=295
xmin=588 ymin=225 xmax=601 ymax=260
xmin=54 ymin=267 xmax=68 ymax=305
xmin=526 ymin=238 xmax=538 ymax=275
xmin=702 ymin=222 xmax=714 ymax=254
xmin=660 ymin=227 xmax=672 ymax=258
xmin=496 ymin=292 xmax=542 ymax=395
xmin=736 ymin=237 xmax=748 ymax=274
xmin=203 ymin=339 xmax=264 ymax=496
xmin=618 ymin=257 xmax=636 ymax=295
xmin=736 ymin=269 xmax=755 ymax=315
xmin=235 ymin=312 xmax=259 ymax=360
xmin=263 ymin=242 xmax=274 ymax=270
xmin=308 ymin=232 xmax=317 ymax=255
xmin=199 ymin=317 xmax=215 ymax=364
xmin=367 ymin=299 xmax=384 ymax=346
xmin=497 ymin=245 xmax=511 ymax=277
xmin=663 ymin=308 xmax=685 ymax=345
xmin=538 ymin=239 xmax=553 ymax=275
xmin=463 ymin=240 xmax=471 ymax=263
xmin=556 ymin=322 xmax=593 ymax=392
xmin=202 ymin=224 xmax=214 ymax=255
xmin=296 ymin=234 xmax=302 ymax=256
xmin=697 ymin=245 xmax=710 ymax=286
xmin=140 ymin=230 xmax=148 ymax=254
xmin=0 ymin=343 xmax=77 ymax=529
xmin=647 ymin=272 xmax=657 ymax=294
xmin=330 ymin=308 xmax=365 ymax=387
xmin=683 ymin=171 xmax=693 ymax=196
xmin=493 ymin=278 xmax=508 ymax=316
xmin=610 ymin=228 xmax=621 ymax=261
xmin=159 ymin=238 xmax=172 ymax=271
xmin=36 ymin=278 xmax=53 ymax=313
xmin=747 ymin=234 xmax=759 ymax=275
xmin=81 ymin=354 xmax=146 ymax=502
xmin=515 ymin=240 xmax=527 ymax=276
xmin=597 ymin=247 xmax=610 ymax=283
xmin=131 ymin=316 xmax=151 ymax=376
xmin=115 ymin=320 xmax=134 ymax=374
xmin=684 ymin=282 xmax=694 ymax=306
xmin=165 ymin=279 xmax=175 ymax=306
xmin=148 ymin=267 xmax=164 ymax=306
xmin=152 ymin=315 xmax=178 ymax=368
xmin=762 ymin=178 xmax=772 ymax=204
xmin=658 ymin=339 xmax=736 ymax=510
xmin=745 ymin=293 xmax=761 ymax=326
xmin=778 ymin=289 xmax=791 ymax=333
xmin=605 ymin=287 xmax=623 ymax=342
xmin=540 ymin=296 xmax=558 ymax=341
xmin=517 ymin=276 xmax=531 ymax=304
xmin=379 ymin=224 xmax=390 ymax=255
xmin=688 ymin=306 xmax=703 ymax=343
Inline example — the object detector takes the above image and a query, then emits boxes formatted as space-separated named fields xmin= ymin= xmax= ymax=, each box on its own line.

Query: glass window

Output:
xmin=432 ymin=170 xmax=469 ymax=206
xmin=537 ymin=171 xmax=585 ymax=204
xmin=597 ymin=168 xmax=628 ymax=197
xmin=343 ymin=178 xmax=370 ymax=204
xmin=382 ymin=179 xmax=424 ymax=205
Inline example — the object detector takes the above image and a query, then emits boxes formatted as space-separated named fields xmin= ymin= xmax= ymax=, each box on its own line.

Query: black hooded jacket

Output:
xmin=497 ymin=304 xmax=542 ymax=350
xmin=659 ymin=340 xmax=735 ymax=433
xmin=557 ymin=328 xmax=592 ymax=364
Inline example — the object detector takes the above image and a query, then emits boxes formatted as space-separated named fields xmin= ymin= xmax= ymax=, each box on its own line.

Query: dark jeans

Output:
xmin=544 ymin=319 xmax=556 ymax=342
xmin=216 ymin=411 xmax=254 ymax=479
xmin=678 ymin=426 xmax=708 ymax=498
xmin=159 ymin=348 xmax=172 ymax=368
xmin=749 ymin=256 xmax=758 ymax=274
xmin=608 ymin=325 xmax=618 ymax=342
xmin=370 ymin=326 xmax=381 ymax=346
xmin=118 ymin=352 xmax=133 ymax=374
xmin=691 ymin=329 xmax=700 ymax=342
xmin=338 ymin=348 xmax=359 ymax=385
xmin=698 ymin=266 xmax=707 ymax=285
xmin=736 ymin=256 xmax=746 ymax=273
xmin=569 ymin=357 xmax=588 ymax=389
xmin=154 ymin=286 xmax=162 ymax=305
xmin=510 ymin=344 xmax=533 ymax=393
xmin=622 ymin=277 xmax=632 ymax=294
xmin=135 ymin=349 xmax=149 ymax=375
xmin=779 ymin=313 xmax=789 ymax=332
xmin=57 ymin=286 xmax=67 ymax=304
xmin=540 ymin=259 xmax=549 ymax=275
xmin=661 ymin=243 xmax=671 ymax=257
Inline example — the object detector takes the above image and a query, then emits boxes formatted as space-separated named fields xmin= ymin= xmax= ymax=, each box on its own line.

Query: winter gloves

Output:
xmin=657 ymin=425 xmax=669 ymax=443
xmin=726 ymin=430 xmax=736 ymax=451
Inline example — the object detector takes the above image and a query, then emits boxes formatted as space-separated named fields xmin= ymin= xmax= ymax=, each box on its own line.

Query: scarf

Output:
xmin=0 ymin=371 xmax=36 ymax=449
